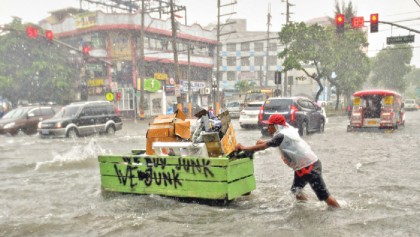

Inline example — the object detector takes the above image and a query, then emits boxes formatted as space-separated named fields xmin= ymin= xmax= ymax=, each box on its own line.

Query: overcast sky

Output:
xmin=1 ymin=0 xmax=419 ymax=66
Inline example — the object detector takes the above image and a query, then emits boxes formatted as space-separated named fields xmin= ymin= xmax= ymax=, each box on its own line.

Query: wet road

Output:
xmin=1 ymin=111 xmax=419 ymax=236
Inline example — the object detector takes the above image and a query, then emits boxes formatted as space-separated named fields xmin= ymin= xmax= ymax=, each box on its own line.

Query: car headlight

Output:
xmin=4 ymin=122 xmax=15 ymax=129
xmin=54 ymin=122 xmax=62 ymax=128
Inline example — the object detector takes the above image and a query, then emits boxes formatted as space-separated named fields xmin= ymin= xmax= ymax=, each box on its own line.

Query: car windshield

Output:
xmin=227 ymin=102 xmax=240 ymax=107
xmin=264 ymin=99 xmax=292 ymax=111
xmin=53 ymin=105 xmax=80 ymax=118
xmin=245 ymin=103 xmax=263 ymax=110
xmin=2 ymin=107 xmax=30 ymax=119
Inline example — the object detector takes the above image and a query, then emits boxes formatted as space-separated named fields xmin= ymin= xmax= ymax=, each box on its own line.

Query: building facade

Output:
xmin=217 ymin=19 xmax=317 ymax=102
xmin=40 ymin=8 xmax=217 ymax=118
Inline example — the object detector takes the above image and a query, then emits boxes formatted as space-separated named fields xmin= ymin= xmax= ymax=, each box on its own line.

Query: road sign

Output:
xmin=105 ymin=92 xmax=114 ymax=101
xmin=386 ymin=35 xmax=415 ymax=44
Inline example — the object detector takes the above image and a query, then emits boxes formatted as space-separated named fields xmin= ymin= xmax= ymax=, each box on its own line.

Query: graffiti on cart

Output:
xmin=114 ymin=156 xmax=215 ymax=189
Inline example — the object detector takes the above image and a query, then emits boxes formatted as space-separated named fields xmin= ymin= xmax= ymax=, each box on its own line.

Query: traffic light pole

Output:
xmin=371 ymin=21 xmax=420 ymax=34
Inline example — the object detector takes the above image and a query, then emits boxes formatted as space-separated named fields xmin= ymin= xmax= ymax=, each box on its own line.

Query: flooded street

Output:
xmin=1 ymin=112 xmax=420 ymax=237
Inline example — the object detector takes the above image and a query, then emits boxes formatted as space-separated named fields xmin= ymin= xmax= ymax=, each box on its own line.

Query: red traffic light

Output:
xmin=116 ymin=92 xmax=121 ymax=101
xmin=335 ymin=14 xmax=345 ymax=33
xmin=370 ymin=13 xmax=379 ymax=23
xmin=370 ymin=13 xmax=379 ymax=33
xmin=336 ymin=14 xmax=345 ymax=25
xmin=45 ymin=30 xmax=53 ymax=40
xmin=26 ymin=26 xmax=38 ymax=38
xmin=82 ymin=45 xmax=91 ymax=55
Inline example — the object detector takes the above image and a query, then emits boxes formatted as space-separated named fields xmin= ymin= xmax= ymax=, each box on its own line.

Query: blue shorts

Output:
xmin=291 ymin=160 xmax=331 ymax=201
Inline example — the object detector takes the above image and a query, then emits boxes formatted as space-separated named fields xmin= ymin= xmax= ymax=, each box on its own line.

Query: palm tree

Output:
xmin=234 ymin=80 xmax=257 ymax=94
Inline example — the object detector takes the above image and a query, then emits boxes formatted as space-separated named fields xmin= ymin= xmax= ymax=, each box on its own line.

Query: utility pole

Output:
xmin=139 ymin=0 xmax=146 ymax=119
xmin=187 ymin=45 xmax=192 ymax=118
xmin=216 ymin=0 xmax=237 ymax=114
xmin=170 ymin=0 xmax=182 ymax=111
xmin=265 ymin=4 xmax=271 ymax=88
xmin=282 ymin=0 xmax=293 ymax=97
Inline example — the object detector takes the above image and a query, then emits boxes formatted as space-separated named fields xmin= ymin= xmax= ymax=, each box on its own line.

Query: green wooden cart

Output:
xmin=98 ymin=149 xmax=256 ymax=202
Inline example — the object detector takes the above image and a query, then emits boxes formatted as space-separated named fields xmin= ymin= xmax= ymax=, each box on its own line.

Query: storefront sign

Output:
xmin=110 ymin=32 xmax=131 ymax=60
xmin=76 ymin=12 xmax=96 ymax=29
xmin=144 ymin=78 xmax=161 ymax=92
xmin=87 ymin=78 xmax=105 ymax=87
xmin=154 ymin=73 xmax=168 ymax=81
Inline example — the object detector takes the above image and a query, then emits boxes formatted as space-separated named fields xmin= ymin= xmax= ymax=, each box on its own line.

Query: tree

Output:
xmin=278 ymin=22 xmax=331 ymax=102
xmin=278 ymin=1 xmax=370 ymax=109
xmin=370 ymin=44 xmax=413 ymax=92
xmin=403 ymin=67 xmax=420 ymax=98
xmin=0 ymin=18 xmax=80 ymax=105
xmin=234 ymin=80 xmax=257 ymax=94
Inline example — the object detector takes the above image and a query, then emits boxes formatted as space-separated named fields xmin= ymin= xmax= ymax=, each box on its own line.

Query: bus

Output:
xmin=243 ymin=89 xmax=274 ymax=105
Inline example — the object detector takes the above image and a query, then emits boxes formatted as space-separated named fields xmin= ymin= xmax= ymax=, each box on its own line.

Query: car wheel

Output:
xmin=106 ymin=125 xmax=116 ymax=135
xmin=66 ymin=128 xmax=78 ymax=138
xmin=16 ymin=129 xmax=26 ymax=136
xmin=319 ymin=120 xmax=325 ymax=133
xmin=299 ymin=121 xmax=308 ymax=136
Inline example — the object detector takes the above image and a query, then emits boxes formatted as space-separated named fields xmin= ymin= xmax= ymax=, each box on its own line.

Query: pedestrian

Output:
xmin=235 ymin=114 xmax=340 ymax=208
xmin=347 ymin=104 xmax=352 ymax=119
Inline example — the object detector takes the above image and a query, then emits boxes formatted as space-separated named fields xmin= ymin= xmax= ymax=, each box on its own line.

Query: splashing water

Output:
xmin=34 ymin=139 xmax=106 ymax=171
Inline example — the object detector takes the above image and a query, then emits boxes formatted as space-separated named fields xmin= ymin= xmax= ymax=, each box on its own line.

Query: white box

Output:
xmin=152 ymin=142 xmax=209 ymax=158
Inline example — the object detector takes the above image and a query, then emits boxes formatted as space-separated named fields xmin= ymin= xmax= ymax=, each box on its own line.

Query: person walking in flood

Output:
xmin=235 ymin=114 xmax=340 ymax=208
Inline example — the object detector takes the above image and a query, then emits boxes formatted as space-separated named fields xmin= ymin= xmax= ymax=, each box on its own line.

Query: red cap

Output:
xmin=263 ymin=114 xmax=287 ymax=126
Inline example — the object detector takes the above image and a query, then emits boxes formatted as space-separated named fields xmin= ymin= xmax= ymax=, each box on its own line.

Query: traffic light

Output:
xmin=25 ymin=26 xmax=38 ymax=38
xmin=370 ymin=13 xmax=379 ymax=33
xmin=116 ymin=92 xmax=121 ymax=101
xmin=274 ymin=71 xmax=281 ymax=85
xmin=82 ymin=45 xmax=91 ymax=55
xmin=45 ymin=30 xmax=53 ymax=41
xmin=335 ymin=14 xmax=345 ymax=33
xmin=82 ymin=44 xmax=91 ymax=60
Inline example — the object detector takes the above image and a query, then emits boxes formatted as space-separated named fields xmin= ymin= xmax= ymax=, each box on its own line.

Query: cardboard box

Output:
xmin=146 ymin=110 xmax=191 ymax=155
xmin=221 ymin=122 xmax=237 ymax=155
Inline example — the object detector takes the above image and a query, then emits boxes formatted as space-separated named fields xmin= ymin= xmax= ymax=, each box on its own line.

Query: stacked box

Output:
xmin=146 ymin=110 xmax=191 ymax=155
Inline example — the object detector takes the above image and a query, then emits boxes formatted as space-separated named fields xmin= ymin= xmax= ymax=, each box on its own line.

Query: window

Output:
xmin=268 ymin=56 xmax=277 ymax=66
xmin=227 ymin=71 xmax=236 ymax=81
xmin=144 ymin=37 xmax=149 ymax=48
xmin=41 ymin=107 xmax=54 ymax=116
xmin=254 ymin=42 xmax=264 ymax=51
xmin=227 ymin=43 xmax=236 ymax=51
xmin=241 ymin=42 xmax=250 ymax=51
xmin=227 ymin=57 xmax=236 ymax=66
xmin=29 ymin=108 xmax=41 ymax=116
xmin=241 ymin=57 xmax=250 ymax=66
xmin=254 ymin=56 xmax=264 ymax=66
xmin=269 ymin=43 xmax=277 ymax=51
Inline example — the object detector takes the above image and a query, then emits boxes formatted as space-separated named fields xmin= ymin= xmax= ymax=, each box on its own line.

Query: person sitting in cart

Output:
xmin=235 ymin=114 xmax=340 ymax=208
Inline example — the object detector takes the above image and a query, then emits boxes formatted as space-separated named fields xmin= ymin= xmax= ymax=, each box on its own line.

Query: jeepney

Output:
xmin=347 ymin=90 xmax=405 ymax=131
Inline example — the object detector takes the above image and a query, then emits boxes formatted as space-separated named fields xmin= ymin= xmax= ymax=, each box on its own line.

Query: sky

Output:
xmin=1 ymin=0 xmax=419 ymax=66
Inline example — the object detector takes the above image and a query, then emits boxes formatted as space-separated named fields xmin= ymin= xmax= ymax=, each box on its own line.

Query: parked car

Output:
xmin=259 ymin=97 xmax=325 ymax=136
xmin=239 ymin=101 xmax=264 ymax=128
xmin=404 ymin=99 xmax=418 ymax=111
xmin=0 ymin=105 xmax=56 ymax=135
xmin=225 ymin=101 xmax=242 ymax=118
xmin=38 ymin=101 xmax=122 ymax=138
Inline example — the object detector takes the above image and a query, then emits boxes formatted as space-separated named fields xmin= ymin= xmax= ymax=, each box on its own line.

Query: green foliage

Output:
xmin=370 ymin=44 xmax=413 ymax=92
xmin=234 ymin=80 xmax=257 ymax=94
xmin=0 ymin=19 xmax=80 ymax=105
xmin=277 ymin=21 xmax=370 ymax=103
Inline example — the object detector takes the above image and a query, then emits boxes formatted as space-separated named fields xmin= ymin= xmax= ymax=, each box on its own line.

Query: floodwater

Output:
xmin=1 ymin=112 xmax=419 ymax=237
